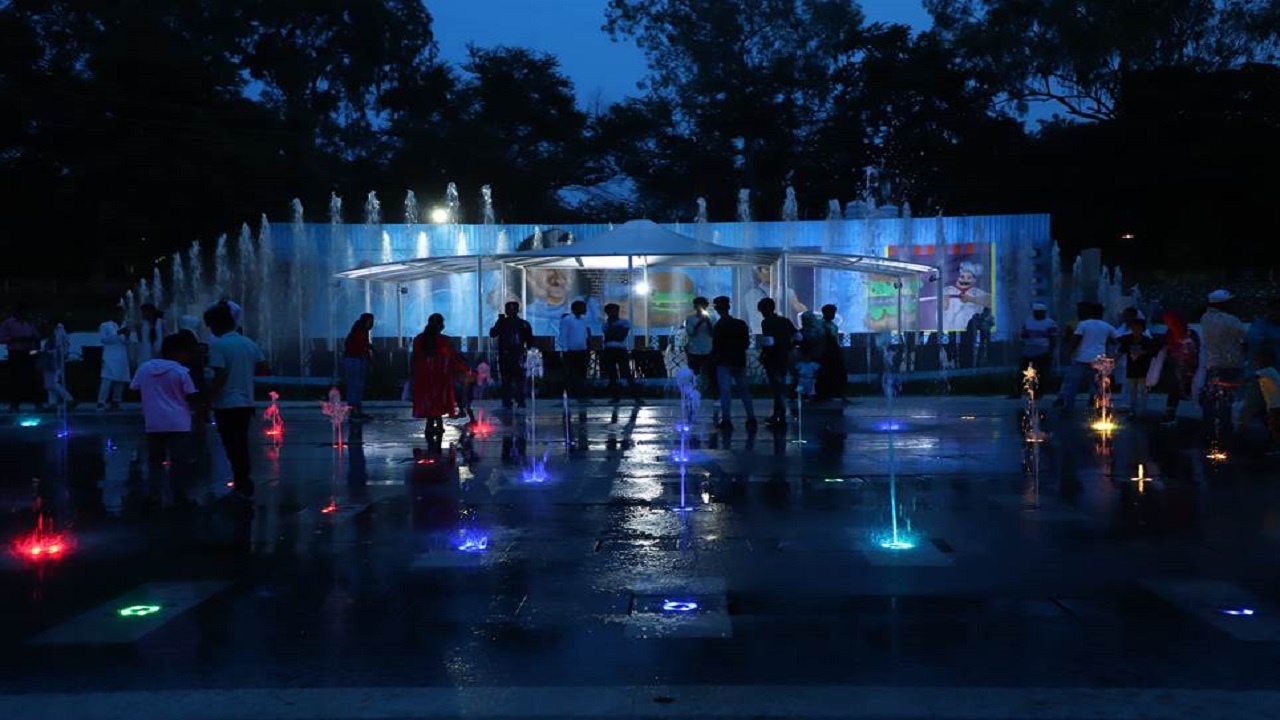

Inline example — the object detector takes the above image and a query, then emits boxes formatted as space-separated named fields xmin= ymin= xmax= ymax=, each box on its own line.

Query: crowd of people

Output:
xmin=4 ymin=282 xmax=1279 ymax=509
xmin=1022 ymin=288 xmax=1280 ymax=452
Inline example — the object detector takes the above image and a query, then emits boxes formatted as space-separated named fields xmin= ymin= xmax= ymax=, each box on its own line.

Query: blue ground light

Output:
xmin=661 ymin=600 xmax=699 ymax=613
xmin=454 ymin=531 xmax=489 ymax=553
xmin=1218 ymin=608 xmax=1256 ymax=617
xmin=17 ymin=417 xmax=41 ymax=428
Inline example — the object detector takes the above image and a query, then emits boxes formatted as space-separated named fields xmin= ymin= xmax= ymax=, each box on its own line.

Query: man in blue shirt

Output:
xmin=601 ymin=303 xmax=642 ymax=404
xmin=489 ymin=302 xmax=533 ymax=409
xmin=205 ymin=304 xmax=266 ymax=501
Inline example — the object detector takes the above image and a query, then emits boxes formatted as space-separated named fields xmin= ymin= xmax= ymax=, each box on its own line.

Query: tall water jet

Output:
xmin=737 ymin=188 xmax=753 ymax=251
xmin=450 ymin=228 xmax=471 ymax=342
xmin=170 ymin=252 xmax=186 ymax=320
xmin=402 ymin=190 xmax=419 ymax=344
xmin=213 ymin=234 xmax=230 ymax=298
xmin=379 ymin=228 xmax=394 ymax=324
xmin=188 ymin=240 xmax=205 ymax=307
xmin=236 ymin=223 xmax=255 ymax=312
xmin=134 ymin=280 xmax=148 ymax=319
xmin=123 ymin=289 xmax=136 ymax=327
xmin=781 ymin=186 xmax=798 ymax=222
xmin=293 ymin=198 xmax=310 ymax=376
xmin=363 ymin=191 xmax=382 ymax=316
xmin=415 ymin=229 xmax=430 ymax=336
xmin=329 ymin=192 xmax=347 ymax=373
xmin=445 ymin=182 xmax=461 ymax=224
xmin=694 ymin=197 xmax=708 ymax=224
xmin=781 ymin=186 xmax=798 ymax=253
xmin=151 ymin=266 xmax=164 ymax=308
xmin=258 ymin=214 xmax=276 ymax=361
xmin=879 ymin=345 xmax=913 ymax=550
xmin=864 ymin=166 xmax=879 ymax=211
xmin=481 ymin=185 xmax=496 ymax=225
xmin=826 ymin=199 xmax=841 ymax=221
xmin=404 ymin=189 xmax=419 ymax=226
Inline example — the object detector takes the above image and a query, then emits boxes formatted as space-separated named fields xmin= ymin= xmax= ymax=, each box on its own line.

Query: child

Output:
xmin=1255 ymin=348 xmax=1280 ymax=454
xmin=1116 ymin=318 xmax=1157 ymax=416
xmin=39 ymin=334 xmax=75 ymax=409
xmin=130 ymin=334 xmax=199 ymax=505
xmin=450 ymin=361 xmax=481 ymax=426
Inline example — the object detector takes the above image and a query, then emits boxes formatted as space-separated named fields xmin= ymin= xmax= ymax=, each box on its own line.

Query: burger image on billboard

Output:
xmin=647 ymin=272 xmax=696 ymax=326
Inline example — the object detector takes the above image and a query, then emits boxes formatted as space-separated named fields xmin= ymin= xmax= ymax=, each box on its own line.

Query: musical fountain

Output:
xmin=877 ymin=346 xmax=915 ymax=551
xmin=320 ymin=387 xmax=351 ymax=448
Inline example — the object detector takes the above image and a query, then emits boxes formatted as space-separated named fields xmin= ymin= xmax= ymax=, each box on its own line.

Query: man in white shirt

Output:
xmin=1054 ymin=302 xmax=1114 ymax=410
xmin=205 ymin=303 xmax=266 ymax=501
xmin=558 ymin=300 xmax=592 ymax=401
xmin=1017 ymin=303 xmax=1058 ymax=396
xmin=683 ymin=296 xmax=715 ymax=378
xmin=1199 ymin=289 xmax=1247 ymax=436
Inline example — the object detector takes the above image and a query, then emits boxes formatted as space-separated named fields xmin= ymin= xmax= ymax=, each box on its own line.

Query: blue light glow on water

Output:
xmin=17 ymin=417 xmax=41 ymax=428
xmin=455 ymin=531 xmax=489 ymax=553
xmin=875 ymin=421 xmax=905 ymax=432
xmin=662 ymin=600 xmax=699 ymax=612
xmin=1218 ymin=607 xmax=1255 ymax=617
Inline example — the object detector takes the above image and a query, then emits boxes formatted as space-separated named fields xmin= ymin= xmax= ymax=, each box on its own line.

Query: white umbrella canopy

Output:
xmin=505 ymin=219 xmax=767 ymax=269
xmin=335 ymin=219 xmax=937 ymax=282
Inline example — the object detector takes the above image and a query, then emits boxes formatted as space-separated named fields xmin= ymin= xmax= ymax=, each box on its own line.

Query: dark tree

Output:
xmin=924 ymin=0 xmax=1278 ymax=121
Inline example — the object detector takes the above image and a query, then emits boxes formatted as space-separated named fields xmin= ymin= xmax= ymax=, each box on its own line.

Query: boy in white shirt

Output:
xmin=130 ymin=334 xmax=198 ymax=505
xmin=1054 ymin=303 xmax=1115 ymax=410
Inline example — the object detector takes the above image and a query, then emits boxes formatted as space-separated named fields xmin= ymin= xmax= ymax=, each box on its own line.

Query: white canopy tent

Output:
xmin=336 ymin=220 xmax=943 ymax=347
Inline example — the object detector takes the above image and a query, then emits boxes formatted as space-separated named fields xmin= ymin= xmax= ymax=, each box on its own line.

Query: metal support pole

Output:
xmin=626 ymin=256 xmax=634 ymax=344
xmin=396 ymin=282 xmax=404 ymax=348
xmin=779 ymin=252 xmax=789 ymax=324
xmin=641 ymin=259 xmax=650 ymax=347
xmin=935 ymin=267 xmax=944 ymax=342
xmin=896 ymin=278 xmax=904 ymax=345
xmin=476 ymin=256 xmax=484 ymax=353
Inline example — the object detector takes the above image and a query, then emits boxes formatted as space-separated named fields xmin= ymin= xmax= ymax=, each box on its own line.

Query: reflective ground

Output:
xmin=1 ymin=395 xmax=1279 ymax=719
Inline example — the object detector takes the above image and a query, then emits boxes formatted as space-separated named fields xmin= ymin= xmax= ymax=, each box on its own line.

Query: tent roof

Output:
xmin=336 ymin=219 xmax=937 ymax=283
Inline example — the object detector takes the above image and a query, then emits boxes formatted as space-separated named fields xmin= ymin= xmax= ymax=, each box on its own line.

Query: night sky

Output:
xmin=431 ymin=0 xmax=932 ymax=106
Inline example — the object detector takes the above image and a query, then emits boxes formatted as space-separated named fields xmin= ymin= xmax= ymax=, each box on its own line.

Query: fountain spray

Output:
xmin=1022 ymin=363 xmax=1046 ymax=443
xmin=320 ymin=387 xmax=350 ymax=449
xmin=881 ymin=346 xmax=912 ymax=550
xmin=1090 ymin=355 xmax=1118 ymax=434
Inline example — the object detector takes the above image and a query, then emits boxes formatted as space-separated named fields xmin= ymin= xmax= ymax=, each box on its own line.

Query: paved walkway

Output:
xmin=1 ymin=396 xmax=1278 ymax=718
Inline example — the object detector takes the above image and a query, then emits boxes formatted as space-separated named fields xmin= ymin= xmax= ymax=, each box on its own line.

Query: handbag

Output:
xmin=1145 ymin=348 xmax=1167 ymax=389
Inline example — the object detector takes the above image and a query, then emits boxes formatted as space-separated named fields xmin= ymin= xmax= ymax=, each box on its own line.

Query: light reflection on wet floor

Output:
xmin=2 ymin=396 xmax=1280 ymax=693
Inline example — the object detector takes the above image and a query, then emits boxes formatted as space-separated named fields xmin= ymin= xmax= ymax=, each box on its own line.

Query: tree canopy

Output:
xmin=1 ymin=0 xmax=1278 ymax=281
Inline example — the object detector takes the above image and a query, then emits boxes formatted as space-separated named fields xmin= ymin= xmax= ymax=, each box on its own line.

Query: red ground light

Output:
xmin=321 ymin=498 xmax=339 ymax=514
xmin=12 ymin=529 xmax=72 ymax=562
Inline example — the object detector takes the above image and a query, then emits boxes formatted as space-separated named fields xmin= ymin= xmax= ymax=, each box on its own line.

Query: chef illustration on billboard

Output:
xmin=942 ymin=260 xmax=991 ymax=330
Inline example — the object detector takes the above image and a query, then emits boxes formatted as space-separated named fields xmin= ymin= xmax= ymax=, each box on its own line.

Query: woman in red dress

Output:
xmin=412 ymin=314 xmax=471 ymax=437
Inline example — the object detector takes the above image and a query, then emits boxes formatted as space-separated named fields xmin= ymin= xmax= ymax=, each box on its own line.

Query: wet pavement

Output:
xmin=2 ymin=394 xmax=1280 ymax=718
